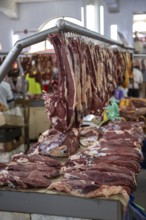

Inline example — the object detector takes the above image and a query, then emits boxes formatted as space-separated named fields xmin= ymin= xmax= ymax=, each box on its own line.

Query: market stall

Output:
xmin=0 ymin=19 xmax=143 ymax=220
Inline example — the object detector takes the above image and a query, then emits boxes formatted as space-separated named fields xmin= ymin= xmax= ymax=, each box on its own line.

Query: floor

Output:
xmin=134 ymin=169 xmax=146 ymax=211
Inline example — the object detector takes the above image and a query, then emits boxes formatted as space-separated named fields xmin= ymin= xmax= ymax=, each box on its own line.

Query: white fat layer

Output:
xmin=52 ymin=116 xmax=58 ymax=125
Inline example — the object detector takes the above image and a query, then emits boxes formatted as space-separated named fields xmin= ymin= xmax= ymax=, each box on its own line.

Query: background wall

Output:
xmin=0 ymin=0 xmax=83 ymax=52
xmin=104 ymin=0 xmax=146 ymax=46
xmin=0 ymin=0 xmax=146 ymax=52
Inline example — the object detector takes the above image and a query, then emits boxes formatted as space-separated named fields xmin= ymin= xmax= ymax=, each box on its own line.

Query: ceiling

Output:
xmin=0 ymin=0 xmax=119 ymax=19
xmin=0 ymin=0 xmax=63 ymax=18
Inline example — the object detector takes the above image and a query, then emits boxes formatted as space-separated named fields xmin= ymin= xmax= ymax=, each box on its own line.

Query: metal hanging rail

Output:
xmin=56 ymin=19 xmax=133 ymax=50
xmin=0 ymin=26 xmax=59 ymax=81
xmin=0 ymin=19 xmax=133 ymax=82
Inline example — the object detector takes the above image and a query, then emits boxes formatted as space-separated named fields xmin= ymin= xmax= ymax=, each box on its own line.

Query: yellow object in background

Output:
xmin=103 ymin=109 xmax=108 ymax=122
xmin=25 ymin=73 xmax=42 ymax=95
xmin=119 ymin=98 xmax=130 ymax=108
xmin=123 ymin=53 xmax=132 ymax=88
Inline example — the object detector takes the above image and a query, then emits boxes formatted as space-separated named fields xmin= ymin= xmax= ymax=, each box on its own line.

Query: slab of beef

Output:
xmin=43 ymin=91 xmax=68 ymax=132
xmin=7 ymin=161 xmax=59 ymax=178
xmin=0 ymin=169 xmax=51 ymax=189
xmin=79 ymin=126 xmax=100 ymax=147
xmin=100 ymin=129 xmax=144 ymax=143
xmin=99 ymin=138 xmax=141 ymax=149
xmin=101 ymin=121 xmax=144 ymax=131
xmin=77 ymin=163 xmax=134 ymax=176
xmin=28 ymin=128 xmax=79 ymax=157
xmin=98 ymin=157 xmax=139 ymax=173
xmin=0 ymin=153 xmax=61 ymax=189
xmin=64 ymin=142 xmax=143 ymax=163
xmin=93 ymin=156 xmax=141 ymax=173
xmin=62 ymin=149 xmax=141 ymax=174
xmin=48 ymin=179 xmax=129 ymax=202
xmin=64 ymin=169 xmax=136 ymax=191
xmin=12 ymin=153 xmax=61 ymax=169
xmin=101 ymin=121 xmax=144 ymax=142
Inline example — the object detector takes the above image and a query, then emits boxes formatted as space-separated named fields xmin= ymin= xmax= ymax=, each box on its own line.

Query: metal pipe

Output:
xmin=0 ymin=45 xmax=22 ymax=82
xmin=0 ymin=26 xmax=59 ymax=82
xmin=56 ymin=19 xmax=133 ymax=50
xmin=15 ymin=26 xmax=58 ymax=48
xmin=0 ymin=19 xmax=133 ymax=82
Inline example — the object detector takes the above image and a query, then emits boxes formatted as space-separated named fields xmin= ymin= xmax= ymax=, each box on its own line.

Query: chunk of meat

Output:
xmin=27 ymin=128 xmax=80 ymax=157
xmin=79 ymin=126 xmax=100 ymax=147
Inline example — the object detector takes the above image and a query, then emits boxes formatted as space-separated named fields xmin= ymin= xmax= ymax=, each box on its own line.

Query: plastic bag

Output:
xmin=103 ymin=97 xmax=120 ymax=122
xmin=123 ymin=195 xmax=146 ymax=220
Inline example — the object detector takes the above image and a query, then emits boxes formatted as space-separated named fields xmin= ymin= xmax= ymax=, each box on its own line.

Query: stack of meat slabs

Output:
xmin=48 ymin=121 xmax=144 ymax=205
xmin=0 ymin=153 xmax=61 ymax=189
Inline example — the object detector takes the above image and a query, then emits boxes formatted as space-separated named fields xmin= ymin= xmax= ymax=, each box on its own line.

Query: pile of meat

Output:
xmin=0 ymin=154 xmax=61 ymax=189
xmin=0 ymin=120 xmax=144 ymax=203
xmin=48 ymin=121 xmax=144 ymax=201
xmin=44 ymin=33 xmax=132 ymax=132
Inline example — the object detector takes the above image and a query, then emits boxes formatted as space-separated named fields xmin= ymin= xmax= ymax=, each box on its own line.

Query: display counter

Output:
xmin=29 ymin=106 xmax=50 ymax=140
xmin=0 ymin=189 xmax=124 ymax=220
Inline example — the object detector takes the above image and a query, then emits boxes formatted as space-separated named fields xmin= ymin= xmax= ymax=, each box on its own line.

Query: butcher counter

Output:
xmin=0 ymin=189 xmax=125 ymax=220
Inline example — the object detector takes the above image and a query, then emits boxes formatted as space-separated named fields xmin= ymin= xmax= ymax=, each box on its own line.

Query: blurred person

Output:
xmin=0 ymin=80 xmax=14 ymax=109
xmin=128 ymin=60 xmax=143 ymax=98
xmin=141 ymin=59 xmax=146 ymax=98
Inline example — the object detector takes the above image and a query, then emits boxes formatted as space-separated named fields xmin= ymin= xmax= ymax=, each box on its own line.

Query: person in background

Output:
xmin=141 ymin=59 xmax=146 ymax=98
xmin=128 ymin=59 xmax=143 ymax=98
xmin=0 ymin=80 xmax=14 ymax=109
xmin=114 ymin=82 xmax=127 ymax=102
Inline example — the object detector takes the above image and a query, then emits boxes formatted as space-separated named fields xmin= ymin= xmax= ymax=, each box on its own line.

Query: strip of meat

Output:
xmin=67 ymin=141 xmax=143 ymax=163
xmin=12 ymin=153 xmax=61 ymax=169
xmin=43 ymin=34 xmax=69 ymax=132
xmin=101 ymin=121 xmax=144 ymax=131
xmin=43 ymin=91 xmax=68 ymax=132
xmin=100 ymin=129 xmax=144 ymax=143
xmin=63 ymin=153 xmax=141 ymax=174
xmin=60 ymin=36 xmax=76 ymax=129
xmin=7 ymin=161 xmax=59 ymax=178
xmin=64 ymin=170 xmax=136 ymax=191
xmin=69 ymin=38 xmax=83 ymax=127
xmin=62 ymin=162 xmax=133 ymax=176
xmin=0 ymin=169 xmax=51 ymax=189
xmin=48 ymin=179 xmax=129 ymax=202
xmin=93 ymin=157 xmax=141 ymax=173
xmin=99 ymin=139 xmax=141 ymax=149
xmin=79 ymin=40 xmax=89 ymax=114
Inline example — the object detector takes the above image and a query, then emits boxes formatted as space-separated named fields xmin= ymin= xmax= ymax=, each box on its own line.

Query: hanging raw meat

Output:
xmin=45 ymin=33 xmax=130 ymax=132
